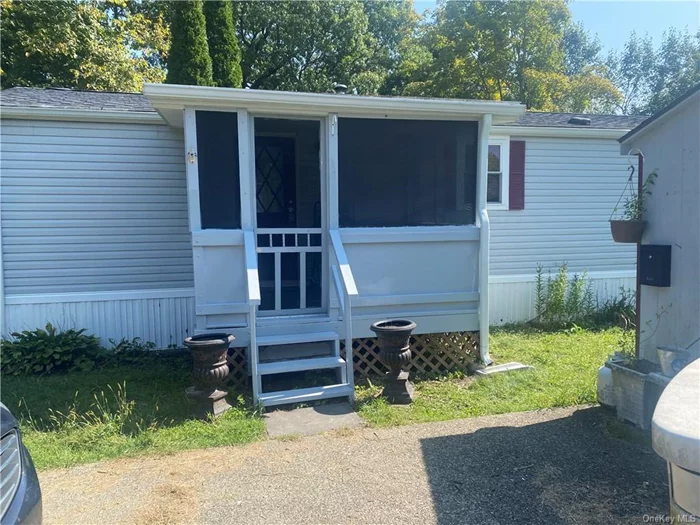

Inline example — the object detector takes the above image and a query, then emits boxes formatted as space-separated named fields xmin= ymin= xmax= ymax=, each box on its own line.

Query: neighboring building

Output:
xmin=0 ymin=86 xmax=643 ymax=405
xmin=619 ymin=84 xmax=700 ymax=362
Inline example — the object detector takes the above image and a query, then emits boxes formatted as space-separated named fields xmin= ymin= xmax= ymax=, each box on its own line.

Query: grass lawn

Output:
xmin=1 ymin=326 xmax=619 ymax=470
xmin=356 ymin=326 xmax=621 ymax=427
xmin=0 ymin=354 xmax=265 ymax=470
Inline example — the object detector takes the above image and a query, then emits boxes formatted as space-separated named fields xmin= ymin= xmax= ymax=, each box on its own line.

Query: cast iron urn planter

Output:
xmin=370 ymin=319 xmax=417 ymax=404
xmin=184 ymin=333 xmax=234 ymax=419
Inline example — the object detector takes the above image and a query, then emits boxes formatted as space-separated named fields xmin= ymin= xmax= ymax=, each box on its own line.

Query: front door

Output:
xmin=254 ymin=120 xmax=325 ymax=316
xmin=255 ymin=136 xmax=296 ymax=228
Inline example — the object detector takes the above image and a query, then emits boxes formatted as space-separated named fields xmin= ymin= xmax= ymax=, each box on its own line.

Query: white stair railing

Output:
xmin=255 ymin=228 xmax=323 ymax=314
xmin=329 ymin=230 xmax=359 ymax=399
xmin=243 ymin=230 xmax=262 ymax=404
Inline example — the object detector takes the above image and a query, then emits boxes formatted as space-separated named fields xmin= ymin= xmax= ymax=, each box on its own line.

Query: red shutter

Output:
xmin=509 ymin=140 xmax=526 ymax=210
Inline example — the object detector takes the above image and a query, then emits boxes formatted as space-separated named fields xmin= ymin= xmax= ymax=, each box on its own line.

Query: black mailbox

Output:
xmin=639 ymin=245 xmax=671 ymax=287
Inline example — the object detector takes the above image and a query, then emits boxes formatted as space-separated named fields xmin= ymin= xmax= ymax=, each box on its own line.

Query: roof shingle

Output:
xmin=0 ymin=87 xmax=154 ymax=113
xmin=501 ymin=111 xmax=647 ymax=130
xmin=1 ymin=87 xmax=647 ymax=129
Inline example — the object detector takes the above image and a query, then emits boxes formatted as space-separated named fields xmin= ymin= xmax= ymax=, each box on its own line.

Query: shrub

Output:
xmin=590 ymin=286 xmax=636 ymax=327
xmin=1 ymin=324 xmax=104 ymax=376
xmin=535 ymin=263 xmax=594 ymax=328
xmin=106 ymin=337 xmax=158 ymax=366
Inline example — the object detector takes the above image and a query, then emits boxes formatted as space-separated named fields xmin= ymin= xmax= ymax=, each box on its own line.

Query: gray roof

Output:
xmin=1 ymin=87 xmax=646 ymax=129
xmin=0 ymin=87 xmax=154 ymax=113
xmin=501 ymin=111 xmax=648 ymax=130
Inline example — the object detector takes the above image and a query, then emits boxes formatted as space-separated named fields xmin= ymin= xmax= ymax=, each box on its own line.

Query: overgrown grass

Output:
xmin=1 ymin=355 xmax=265 ymax=470
xmin=357 ymin=326 xmax=619 ymax=427
xmin=2 ymin=327 xmax=619 ymax=468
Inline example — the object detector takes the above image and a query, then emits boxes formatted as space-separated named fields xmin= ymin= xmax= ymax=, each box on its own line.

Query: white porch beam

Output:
xmin=237 ymin=109 xmax=256 ymax=229
xmin=476 ymin=113 xmax=493 ymax=365
xmin=183 ymin=108 xmax=202 ymax=232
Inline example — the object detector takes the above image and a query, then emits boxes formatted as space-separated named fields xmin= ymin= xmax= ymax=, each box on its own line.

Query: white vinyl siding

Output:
xmin=489 ymin=136 xmax=636 ymax=275
xmin=0 ymin=119 xmax=193 ymax=294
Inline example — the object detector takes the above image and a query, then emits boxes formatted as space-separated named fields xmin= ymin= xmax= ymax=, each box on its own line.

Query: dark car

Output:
xmin=0 ymin=403 xmax=41 ymax=525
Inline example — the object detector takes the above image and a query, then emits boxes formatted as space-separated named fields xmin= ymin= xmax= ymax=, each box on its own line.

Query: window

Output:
xmin=338 ymin=118 xmax=478 ymax=227
xmin=196 ymin=111 xmax=241 ymax=229
xmin=487 ymin=138 xmax=510 ymax=210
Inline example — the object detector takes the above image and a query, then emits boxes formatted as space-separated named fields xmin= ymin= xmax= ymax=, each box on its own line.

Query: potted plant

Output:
xmin=610 ymin=169 xmax=657 ymax=243
xmin=605 ymin=322 xmax=666 ymax=429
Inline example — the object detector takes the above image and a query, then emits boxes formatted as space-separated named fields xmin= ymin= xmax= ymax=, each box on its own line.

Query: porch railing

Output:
xmin=330 ymin=230 xmax=358 ymax=396
xmin=243 ymin=230 xmax=262 ymax=403
xmin=256 ymin=228 xmax=323 ymax=314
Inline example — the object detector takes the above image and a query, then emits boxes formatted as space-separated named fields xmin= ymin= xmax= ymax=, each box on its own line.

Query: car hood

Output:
xmin=0 ymin=402 xmax=19 ymax=436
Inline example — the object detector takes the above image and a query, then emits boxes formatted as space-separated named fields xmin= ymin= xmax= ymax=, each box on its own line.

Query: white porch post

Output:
xmin=327 ymin=113 xmax=339 ymax=229
xmin=183 ymin=108 xmax=202 ymax=232
xmin=476 ymin=113 xmax=493 ymax=365
xmin=237 ymin=109 xmax=256 ymax=229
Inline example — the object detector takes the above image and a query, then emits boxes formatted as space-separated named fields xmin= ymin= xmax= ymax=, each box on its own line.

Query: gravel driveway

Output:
xmin=39 ymin=405 xmax=668 ymax=525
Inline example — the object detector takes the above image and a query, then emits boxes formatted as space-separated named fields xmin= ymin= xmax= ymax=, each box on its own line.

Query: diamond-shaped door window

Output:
xmin=256 ymin=145 xmax=285 ymax=213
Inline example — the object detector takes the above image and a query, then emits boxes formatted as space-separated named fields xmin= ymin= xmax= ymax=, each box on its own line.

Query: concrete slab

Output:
xmin=475 ymin=362 xmax=535 ymax=377
xmin=264 ymin=402 xmax=362 ymax=438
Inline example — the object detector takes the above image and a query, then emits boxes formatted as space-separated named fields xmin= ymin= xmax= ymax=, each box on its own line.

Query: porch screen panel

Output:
xmin=196 ymin=111 xmax=241 ymax=229
xmin=338 ymin=118 xmax=478 ymax=227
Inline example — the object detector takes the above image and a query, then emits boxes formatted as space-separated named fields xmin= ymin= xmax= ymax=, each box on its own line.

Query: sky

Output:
xmin=412 ymin=1 xmax=700 ymax=54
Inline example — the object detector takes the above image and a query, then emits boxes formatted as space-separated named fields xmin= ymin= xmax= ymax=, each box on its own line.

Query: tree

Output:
xmin=232 ymin=0 xmax=416 ymax=94
xmin=562 ymin=22 xmax=602 ymax=76
xmin=0 ymin=0 xmax=167 ymax=91
xmin=203 ymin=1 xmax=242 ymax=88
xmin=645 ymin=29 xmax=700 ymax=114
xmin=404 ymin=0 xmax=568 ymax=101
xmin=606 ymin=29 xmax=699 ymax=115
xmin=605 ymin=31 xmax=656 ymax=114
xmin=166 ymin=0 xmax=213 ymax=86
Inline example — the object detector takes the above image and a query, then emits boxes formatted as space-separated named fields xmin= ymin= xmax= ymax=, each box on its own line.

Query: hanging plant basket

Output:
xmin=610 ymin=220 xmax=646 ymax=243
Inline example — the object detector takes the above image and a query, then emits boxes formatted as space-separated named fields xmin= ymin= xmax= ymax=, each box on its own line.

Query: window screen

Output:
xmin=338 ymin=118 xmax=478 ymax=227
xmin=196 ymin=111 xmax=241 ymax=229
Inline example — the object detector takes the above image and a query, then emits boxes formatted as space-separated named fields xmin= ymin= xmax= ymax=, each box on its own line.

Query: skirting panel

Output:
xmin=489 ymin=273 xmax=636 ymax=325
xmin=4 ymin=291 xmax=196 ymax=349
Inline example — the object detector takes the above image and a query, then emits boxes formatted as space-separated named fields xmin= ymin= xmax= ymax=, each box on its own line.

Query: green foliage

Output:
xmin=590 ymin=286 xmax=636 ymax=328
xmin=357 ymin=326 xmax=622 ymax=427
xmin=203 ymin=0 xmax=242 ymax=88
xmin=0 ymin=0 xmax=167 ymax=91
xmin=2 ymin=361 xmax=265 ymax=469
xmin=106 ymin=337 xmax=158 ymax=366
xmin=615 ymin=169 xmax=658 ymax=221
xmin=165 ymin=0 xmax=213 ymax=86
xmin=606 ymin=29 xmax=700 ymax=115
xmin=534 ymin=263 xmax=595 ymax=328
xmin=1 ymin=324 xmax=103 ymax=376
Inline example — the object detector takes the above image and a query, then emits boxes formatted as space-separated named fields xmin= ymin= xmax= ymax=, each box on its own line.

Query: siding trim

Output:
xmin=0 ymin=107 xmax=163 ymax=125
xmin=489 ymin=270 xmax=635 ymax=284
xmin=495 ymin=125 xmax=629 ymax=139
xmin=5 ymin=288 xmax=195 ymax=304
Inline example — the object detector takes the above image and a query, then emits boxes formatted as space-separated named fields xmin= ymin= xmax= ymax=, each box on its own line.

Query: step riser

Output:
xmin=256 ymin=322 xmax=342 ymax=339
xmin=260 ymin=384 xmax=353 ymax=407
xmin=258 ymin=356 xmax=345 ymax=376
xmin=257 ymin=331 xmax=339 ymax=347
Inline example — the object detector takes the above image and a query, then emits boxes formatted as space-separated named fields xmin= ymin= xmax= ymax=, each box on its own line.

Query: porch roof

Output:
xmin=142 ymin=83 xmax=525 ymax=127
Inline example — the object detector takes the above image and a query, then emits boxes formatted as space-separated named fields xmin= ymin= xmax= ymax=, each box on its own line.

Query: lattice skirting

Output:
xmin=342 ymin=332 xmax=480 ymax=377
xmin=225 ymin=347 xmax=249 ymax=389
xmin=223 ymin=332 xmax=480 ymax=389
